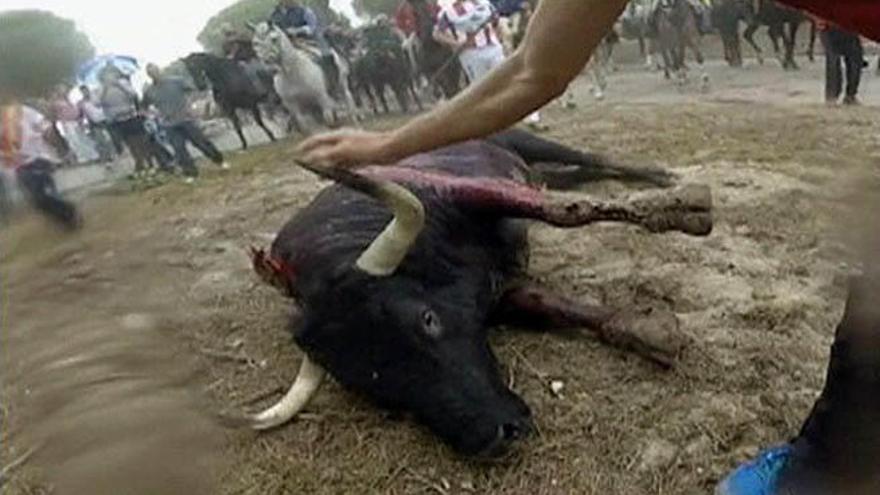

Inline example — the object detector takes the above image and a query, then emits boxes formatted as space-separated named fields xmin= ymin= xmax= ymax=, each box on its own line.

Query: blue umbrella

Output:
xmin=76 ymin=54 xmax=141 ymax=88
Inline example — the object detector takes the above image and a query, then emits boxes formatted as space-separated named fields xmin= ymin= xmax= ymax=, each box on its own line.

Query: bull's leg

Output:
xmin=492 ymin=285 xmax=686 ymax=367
xmin=359 ymin=167 xmax=712 ymax=236
xmin=486 ymin=128 xmax=676 ymax=187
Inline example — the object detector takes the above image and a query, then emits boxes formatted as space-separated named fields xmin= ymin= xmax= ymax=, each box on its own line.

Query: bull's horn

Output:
xmin=355 ymin=180 xmax=425 ymax=275
xmin=295 ymin=160 xmax=426 ymax=276
xmin=250 ymin=356 xmax=326 ymax=430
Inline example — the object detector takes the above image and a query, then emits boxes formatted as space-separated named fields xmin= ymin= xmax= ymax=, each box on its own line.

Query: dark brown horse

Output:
xmin=741 ymin=0 xmax=812 ymax=70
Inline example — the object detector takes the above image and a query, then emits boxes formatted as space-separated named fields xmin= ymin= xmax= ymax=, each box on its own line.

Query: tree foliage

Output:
xmin=0 ymin=10 xmax=95 ymax=99
xmin=197 ymin=0 xmax=347 ymax=53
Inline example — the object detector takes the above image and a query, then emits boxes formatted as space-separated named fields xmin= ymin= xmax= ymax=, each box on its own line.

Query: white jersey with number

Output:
xmin=0 ymin=105 xmax=58 ymax=170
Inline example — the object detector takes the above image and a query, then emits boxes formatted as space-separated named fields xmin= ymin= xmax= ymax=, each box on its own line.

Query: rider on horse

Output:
xmin=268 ymin=0 xmax=342 ymax=99
xmin=269 ymin=0 xmax=330 ymax=52
xmin=221 ymin=23 xmax=274 ymax=95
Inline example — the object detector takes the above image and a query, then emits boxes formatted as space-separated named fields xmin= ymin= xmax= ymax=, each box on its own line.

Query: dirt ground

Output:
xmin=3 ymin=50 xmax=880 ymax=495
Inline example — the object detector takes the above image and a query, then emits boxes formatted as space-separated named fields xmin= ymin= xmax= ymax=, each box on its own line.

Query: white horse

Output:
xmin=251 ymin=22 xmax=358 ymax=135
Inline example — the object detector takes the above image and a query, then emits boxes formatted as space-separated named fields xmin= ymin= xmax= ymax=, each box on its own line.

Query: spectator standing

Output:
xmin=142 ymin=63 xmax=228 ymax=183
xmin=98 ymin=66 xmax=153 ymax=172
xmin=433 ymin=0 xmax=543 ymax=126
xmin=815 ymin=16 xmax=864 ymax=105
xmin=49 ymin=84 xmax=99 ymax=164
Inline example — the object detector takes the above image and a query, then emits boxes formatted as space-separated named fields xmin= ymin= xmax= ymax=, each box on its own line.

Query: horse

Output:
xmin=653 ymin=0 xmax=708 ymax=87
xmin=711 ymin=0 xmax=750 ymax=67
xmin=251 ymin=22 xmax=358 ymax=136
xmin=617 ymin=0 xmax=658 ymax=68
xmin=182 ymin=53 xmax=276 ymax=150
xmin=741 ymin=0 xmax=811 ymax=70
xmin=408 ymin=0 xmax=465 ymax=99
xmin=352 ymin=22 xmax=423 ymax=115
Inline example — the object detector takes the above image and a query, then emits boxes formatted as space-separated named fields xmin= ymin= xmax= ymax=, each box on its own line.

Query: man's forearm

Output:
xmin=380 ymin=0 xmax=628 ymax=161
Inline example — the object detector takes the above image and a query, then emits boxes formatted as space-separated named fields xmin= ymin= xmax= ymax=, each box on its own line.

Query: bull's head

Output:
xmin=247 ymin=164 xmax=533 ymax=458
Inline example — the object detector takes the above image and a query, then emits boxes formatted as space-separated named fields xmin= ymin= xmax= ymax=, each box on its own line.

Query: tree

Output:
xmin=0 ymin=10 xmax=95 ymax=99
xmin=197 ymin=0 xmax=348 ymax=54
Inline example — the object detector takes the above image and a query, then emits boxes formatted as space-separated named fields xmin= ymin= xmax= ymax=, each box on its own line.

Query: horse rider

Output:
xmin=269 ymin=0 xmax=341 ymax=98
xmin=269 ymin=0 xmax=330 ymax=53
xmin=220 ymin=22 xmax=273 ymax=95
xmin=221 ymin=22 xmax=257 ymax=62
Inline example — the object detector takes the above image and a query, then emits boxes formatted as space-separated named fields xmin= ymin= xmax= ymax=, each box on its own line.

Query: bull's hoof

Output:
xmin=600 ymin=307 xmax=687 ymax=367
xmin=634 ymin=184 xmax=713 ymax=236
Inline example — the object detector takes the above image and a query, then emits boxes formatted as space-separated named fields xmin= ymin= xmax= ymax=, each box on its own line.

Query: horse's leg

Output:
xmin=252 ymin=106 xmax=276 ymax=143
xmin=341 ymin=75 xmax=361 ymax=123
xmin=807 ymin=20 xmax=817 ymax=63
xmin=228 ymin=109 xmax=248 ymax=150
xmin=364 ymin=84 xmax=379 ymax=115
xmin=409 ymin=76 xmax=424 ymax=111
xmin=638 ymin=36 xmax=650 ymax=67
xmin=394 ymin=82 xmax=410 ymax=114
xmin=743 ymin=23 xmax=764 ymax=64
xmin=374 ymin=82 xmax=389 ymax=114
xmin=768 ymin=24 xmax=789 ymax=68
xmin=734 ymin=26 xmax=744 ymax=67
xmin=785 ymin=21 xmax=800 ymax=70
xmin=286 ymin=109 xmax=306 ymax=136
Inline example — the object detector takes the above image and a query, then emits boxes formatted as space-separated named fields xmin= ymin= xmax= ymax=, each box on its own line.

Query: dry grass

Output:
xmin=2 ymin=95 xmax=879 ymax=494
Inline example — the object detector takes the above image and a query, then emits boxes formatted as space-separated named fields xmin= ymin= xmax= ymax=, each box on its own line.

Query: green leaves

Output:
xmin=0 ymin=10 xmax=95 ymax=99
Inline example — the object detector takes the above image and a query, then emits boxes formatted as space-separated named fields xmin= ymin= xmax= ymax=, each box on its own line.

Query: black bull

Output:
xmin=237 ymin=130 xmax=713 ymax=457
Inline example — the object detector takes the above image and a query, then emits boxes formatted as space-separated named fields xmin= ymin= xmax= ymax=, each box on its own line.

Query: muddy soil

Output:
xmin=2 ymin=55 xmax=880 ymax=494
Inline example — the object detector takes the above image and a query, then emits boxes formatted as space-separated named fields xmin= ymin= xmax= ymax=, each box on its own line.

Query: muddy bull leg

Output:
xmin=357 ymin=167 xmax=712 ymax=236
xmin=493 ymin=286 xmax=687 ymax=367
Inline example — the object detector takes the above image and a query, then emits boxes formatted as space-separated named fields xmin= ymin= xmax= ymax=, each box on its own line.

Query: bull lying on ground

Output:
xmin=241 ymin=129 xmax=712 ymax=457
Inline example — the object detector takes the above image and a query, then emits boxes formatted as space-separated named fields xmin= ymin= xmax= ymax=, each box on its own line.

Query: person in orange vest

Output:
xmin=811 ymin=14 xmax=865 ymax=106
xmin=0 ymin=91 xmax=81 ymax=230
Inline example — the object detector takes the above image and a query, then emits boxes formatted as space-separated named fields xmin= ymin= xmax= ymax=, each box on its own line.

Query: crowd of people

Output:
xmin=0 ymin=57 xmax=231 ymax=230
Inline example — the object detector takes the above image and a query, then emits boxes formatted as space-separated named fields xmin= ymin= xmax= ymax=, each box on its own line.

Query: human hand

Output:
xmin=296 ymin=128 xmax=397 ymax=168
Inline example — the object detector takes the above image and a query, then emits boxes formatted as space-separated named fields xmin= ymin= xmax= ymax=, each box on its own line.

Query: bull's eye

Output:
xmin=422 ymin=310 xmax=442 ymax=338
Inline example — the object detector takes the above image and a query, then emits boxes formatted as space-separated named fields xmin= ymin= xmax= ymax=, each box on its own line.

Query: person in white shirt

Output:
xmin=433 ymin=0 xmax=503 ymax=83
xmin=433 ymin=0 xmax=542 ymax=125
xmin=0 ymin=97 xmax=81 ymax=230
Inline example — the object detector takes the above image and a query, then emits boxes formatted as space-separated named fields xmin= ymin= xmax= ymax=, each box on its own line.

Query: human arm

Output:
xmin=298 ymin=0 xmax=629 ymax=166
xmin=432 ymin=25 xmax=462 ymax=49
